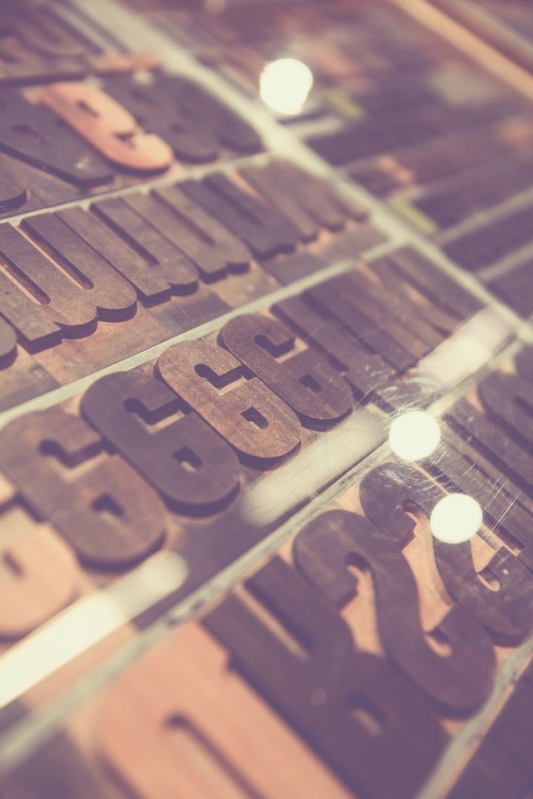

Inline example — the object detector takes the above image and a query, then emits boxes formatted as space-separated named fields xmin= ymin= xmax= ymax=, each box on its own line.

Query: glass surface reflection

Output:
xmin=430 ymin=494 xmax=483 ymax=543
xmin=389 ymin=410 xmax=441 ymax=461
xmin=259 ymin=58 xmax=314 ymax=115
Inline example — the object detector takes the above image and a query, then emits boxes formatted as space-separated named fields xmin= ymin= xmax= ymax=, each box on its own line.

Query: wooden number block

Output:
xmin=294 ymin=509 xmax=495 ymax=713
xmin=360 ymin=461 xmax=533 ymax=644
xmin=182 ymin=174 xmax=300 ymax=259
xmin=37 ymin=82 xmax=173 ymax=173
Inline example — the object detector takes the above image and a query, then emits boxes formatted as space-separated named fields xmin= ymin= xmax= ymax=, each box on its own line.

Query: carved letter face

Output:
xmin=221 ymin=314 xmax=353 ymax=428
xmin=81 ymin=369 xmax=242 ymax=514
xmin=158 ymin=337 xmax=301 ymax=465
xmin=0 ymin=406 xmax=167 ymax=569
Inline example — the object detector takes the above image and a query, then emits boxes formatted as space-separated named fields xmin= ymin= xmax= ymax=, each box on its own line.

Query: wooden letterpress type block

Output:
xmin=0 ymin=406 xmax=167 ymax=569
xmin=157 ymin=336 xmax=301 ymax=466
xmin=220 ymin=312 xmax=353 ymax=428
xmin=81 ymin=368 xmax=241 ymax=515
xmin=0 ymin=89 xmax=113 ymax=188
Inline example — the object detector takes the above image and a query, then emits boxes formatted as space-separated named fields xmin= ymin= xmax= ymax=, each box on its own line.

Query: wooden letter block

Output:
xmin=0 ymin=225 xmax=98 ymax=343
xmin=220 ymin=313 xmax=352 ymax=428
xmin=182 ymin=174 xmax=299 ymax=259
xmin=93 ymin=197 xmax=198 ymax=298
xmin=151 ymin=185 xmax=251 ymax=279
xmin=98 ymin=623 xmax=352 ymax=799
xmin=0 ymin=89 xmax=113 ymax=188
xmin=38 ymin=82 xmax=173 ymax=173
xmin=0 ymin=523 xmax=79 ymax=639
xmin=274 ymin=294 xmax=395 ymax=398
xmin=81 ymin=368 xmax=241 ymax=514
xmin=158 ymin=337 xmax=301 ymax=465
xmin=0 ymin=406 xmax=166 ymax=569
xmin=241 ymin=161 xmax=365 ymax=242
xmin=22 ymin=212 xmax=137 ymax=322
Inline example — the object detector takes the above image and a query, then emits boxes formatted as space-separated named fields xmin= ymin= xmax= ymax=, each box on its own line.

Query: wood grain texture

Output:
xmin=0 ymin=347 xmax=58 ymax=412
xmin=273 ymin=293 xmax=396 ymax=398
xmin=204 ymin=556 xmax=447 ymax=799
xmin=57 ymin=205 xmax=170 ymax=303
xmin=151 ymin=185 xmax=252 ymax=279
xmin=97 ymin=623 xmax=352 ymax=799
xmin=306 ymin=277 xmax=417 ymax=372
xmin=81 ymin=367 xmax=242 ymax=514
xmin=38 ymin=82 xmax=173 ymax=173
xmin=0 ymin=406 xmax=167 ymax=569
xmin=157 ymin=336 xmax=301 ymax=465
xmin=22 ymin=212 xmax=138 ymax=322
xmin=294 ymin=508 xmax=495 ymax=713
xmin=93 ymin=195 xmax=199 ymax=296
xmin=0 ymin=224 xmax=99 ymax=340
xmin=220 ymin=313 xmax=353 ymax=428
xmin=0 ymin=524 xmax=79 ymax=639
xmin=0 ymin=89 xmax=113 ymax=188
xmin=32 ymin=305 xmax=171 ymax=383
xmin=360 ymin=461 xmax=533 ymax=645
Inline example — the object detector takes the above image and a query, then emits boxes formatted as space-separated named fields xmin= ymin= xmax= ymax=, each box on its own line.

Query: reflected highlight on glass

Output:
xmin=259 ymin=58 xmax=314 ymax=115
xmin=389 ymin=410 xmax=441 ymax=461
xmin=243 ymin=409 xmax=385 ymax=527
xmin=0 ymin=552 xmax=188 ymax=710
xmin=430 ymin=494 xmax=483 ymax=544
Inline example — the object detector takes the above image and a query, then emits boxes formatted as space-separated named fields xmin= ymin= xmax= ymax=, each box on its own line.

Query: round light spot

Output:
xmin=259 ymin=58 xmax=314 ymax=115
xmin=389 ymin=410 xmax=441 ymax=461
xmin=430 ymin=494 xmax=483 ymax=544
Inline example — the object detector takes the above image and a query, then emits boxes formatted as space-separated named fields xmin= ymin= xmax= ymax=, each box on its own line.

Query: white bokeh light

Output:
xmin=430 ymin=494 xmax=483 ymax=544
xmin=259 ymin=58 xmax=314 ymax=115
xmin=389 ymin=410 xmax=441 ymax=461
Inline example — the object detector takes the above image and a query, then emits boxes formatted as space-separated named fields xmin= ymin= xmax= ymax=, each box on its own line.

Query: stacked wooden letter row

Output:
xmin=2 ymin=1 xmax=533 ymax=798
